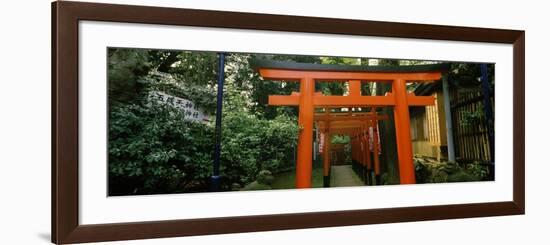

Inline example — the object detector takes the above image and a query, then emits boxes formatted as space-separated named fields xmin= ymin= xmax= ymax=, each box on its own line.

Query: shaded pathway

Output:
xmin=330 ymin=165 xmax=364 ymax=187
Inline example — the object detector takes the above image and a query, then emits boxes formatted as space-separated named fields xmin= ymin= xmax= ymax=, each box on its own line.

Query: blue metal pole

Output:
xmin=211 ymin=53 xmax=225 ymax=191
xmin=480 ymin=64 xmax=495 ymax=178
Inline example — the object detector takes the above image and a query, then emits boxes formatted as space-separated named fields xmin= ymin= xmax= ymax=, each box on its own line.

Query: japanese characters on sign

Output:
xmin=149 ymin=91 xmax=211 ymax=123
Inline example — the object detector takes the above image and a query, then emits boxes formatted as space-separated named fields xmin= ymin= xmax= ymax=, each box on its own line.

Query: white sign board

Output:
xmin=149 ymin=91 xmax=211 ymax=123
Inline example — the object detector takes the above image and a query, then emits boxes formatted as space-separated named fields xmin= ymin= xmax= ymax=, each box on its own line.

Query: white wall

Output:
xmin=0 ymin=0 xmax=546 ymax=244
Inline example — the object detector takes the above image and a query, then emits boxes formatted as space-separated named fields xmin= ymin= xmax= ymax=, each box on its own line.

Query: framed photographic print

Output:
xmin=52 ymin=1 xmax=525 ymax=244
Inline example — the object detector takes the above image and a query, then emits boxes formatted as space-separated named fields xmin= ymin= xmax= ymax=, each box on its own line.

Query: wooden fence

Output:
xmin=450 ymin=88 xmax=494 ymax=163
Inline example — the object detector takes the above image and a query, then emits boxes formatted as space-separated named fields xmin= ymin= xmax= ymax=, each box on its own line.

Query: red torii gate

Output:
xmin=254 ymin=60 xmax=443 ymax=188
xmin=317 ymin=111 xmax=387 ymax=186
xmin=349 ymin=114 xmax=383 ymax=185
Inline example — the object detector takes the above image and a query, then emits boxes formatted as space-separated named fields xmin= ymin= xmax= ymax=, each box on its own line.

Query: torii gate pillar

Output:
xmin=322 ymin=128 xmax=331 ymax=187
xmin=296 ymin=77 xmax=315 ymax=188
xmin=392 ymin=79 xmax=416 ymax=184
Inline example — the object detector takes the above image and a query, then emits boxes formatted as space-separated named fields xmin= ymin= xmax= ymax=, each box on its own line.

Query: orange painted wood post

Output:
xmin=358 ymin=134 xmax=361 ymax=162
xmin=351 ymin=139 xmax=359 ymax=162
xmin=349 ymin=80 xmax=361 ymax=96
xmin=356 ymin=130 xmax=362 ymax=177
xmin=355 ymin=130 xmax=361 ymax=179
xmin=323 ymin=126 xmax=331 ymax=187
xmin=351 ymin=138 xmax=357 ymax=161
xmin=365 ymin=123 xmax=372 ymax=172
xmin=372 ymin=118 xmax=381 ymax=185
xmin=327 ymin=133 xmax=331 ymax=167
xmin=392 ymin=79 xmax=416 ymax=184
xmin=364 ymin=121 xmax=373 ymax=185
xmin=296 ymin=77 xmax=315 ymax=188
xmin=352 ymin=134 xmax=357 ymax=165
xmin=323 ymin=130 xmax=330 ymax=176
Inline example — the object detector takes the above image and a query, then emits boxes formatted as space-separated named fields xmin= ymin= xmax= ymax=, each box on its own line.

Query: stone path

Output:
xmin=330 ymin=165 xmax=364 ymax=187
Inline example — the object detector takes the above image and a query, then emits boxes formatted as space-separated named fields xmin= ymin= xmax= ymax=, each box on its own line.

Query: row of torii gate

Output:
xmin=317 ymin=108 xmax=387 ymax=187
xmin=253 ymin=60 xmax=447 ymax=188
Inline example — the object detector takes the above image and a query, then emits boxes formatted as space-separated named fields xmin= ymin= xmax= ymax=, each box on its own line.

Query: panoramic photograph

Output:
xmin=107 ymin=47 xmax=495 ymax=196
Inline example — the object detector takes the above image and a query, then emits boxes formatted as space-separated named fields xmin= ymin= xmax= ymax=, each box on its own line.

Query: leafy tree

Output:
xmin=224 ymin=54 xmax=304 ymax=119
xmin=108 ymin=48 xmax=151 ymax=104
xmin=220 ymin=110 xmax=298 ymax=186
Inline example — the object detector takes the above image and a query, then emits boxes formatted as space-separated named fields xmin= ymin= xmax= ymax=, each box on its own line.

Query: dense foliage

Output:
xmin=109 ymin=102 xmax=214 ymax=195
xmin=108 ymin=48 xmax=301 ymax=195
xmin=220 ymin=112 xmax=298 ymax=186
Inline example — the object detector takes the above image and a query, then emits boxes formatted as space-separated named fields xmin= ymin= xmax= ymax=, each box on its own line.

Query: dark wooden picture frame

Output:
xmin=52 ymin=1 xmax=525 ymax=244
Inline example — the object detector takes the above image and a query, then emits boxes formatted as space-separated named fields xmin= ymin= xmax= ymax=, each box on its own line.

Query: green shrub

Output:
xmin=108 ymin=101 xmax=214 ymax=195
xmin=414 ymin=157 xmax=485 ymax=184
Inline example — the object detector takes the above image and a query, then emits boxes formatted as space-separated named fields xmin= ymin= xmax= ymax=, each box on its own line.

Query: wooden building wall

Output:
xmin=410 ymin=91 xmax=448 ymax=161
